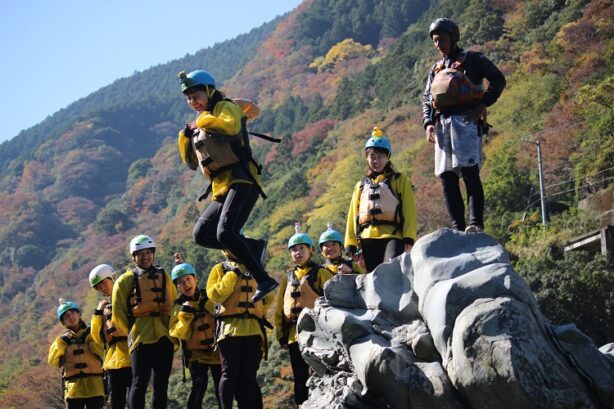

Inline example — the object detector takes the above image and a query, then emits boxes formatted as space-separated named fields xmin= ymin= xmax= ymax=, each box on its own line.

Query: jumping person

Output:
xmin=176 ymin=69 xmax=278 ymax=303
xmin=89 ymin=264 xmax=132 ymax=409
xmin=111 ymin=235 xmax=177 ymax=409
xmin=49 ymin=299 xmax=105 ymax=409
xmin=422 ymin=18 xmax=506 ymax=232
xmin=345 ymin=127 xmax=417 ymax=272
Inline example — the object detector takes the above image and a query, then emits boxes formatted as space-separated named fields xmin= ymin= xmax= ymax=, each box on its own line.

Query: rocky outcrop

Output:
xmin=298 ymin=229 xmax=614 ymax=409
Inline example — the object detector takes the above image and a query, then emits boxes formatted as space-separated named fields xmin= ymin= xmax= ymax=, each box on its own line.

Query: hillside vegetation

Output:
xmin=0 ymin=0 xmax=612 ymax=407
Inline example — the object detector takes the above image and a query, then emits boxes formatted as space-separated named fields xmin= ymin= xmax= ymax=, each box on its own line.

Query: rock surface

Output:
xmin=298 ymin=228 xmax=614 ymax=409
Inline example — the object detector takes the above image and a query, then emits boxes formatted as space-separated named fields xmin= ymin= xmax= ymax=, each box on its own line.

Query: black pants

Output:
xmin=129 ymin=337 xmax=174 ymax=409
xmin=360 ymin=238 xmax=404 ymax=272
xmin=218 ymin=335 xmax=263 ymax=409
xmin=288 ymin=342 xmax=310 ymax=405
xmin=189 ymin=362 xmax=222 ymax=409
xmin=107 ymin=366 xmax=132 ymax=409
xmin=440 ymin=165 xmax=484 ymax=231
xmin=193 ymin=183 xmax=267 ymax=281
xmin=65 ymin=396 xmax=104 ymax=409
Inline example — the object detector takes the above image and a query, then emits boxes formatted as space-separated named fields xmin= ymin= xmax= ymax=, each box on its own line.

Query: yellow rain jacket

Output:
xmin=206 ymin=260 xmax=275 ymax=345
xmin=48 ymin=323 xmax=105 ymax=400
xmin=112 ymin=266 xmax=178 ymax=354
xmin=274 ymin=262 xmax=333 ymax=345
xmin=345 ymin=170 xmax=417 ymax=249
xmin=177 ymin=100 xmax=263 ymax=201
xmin=90 ymin=301 xmax=131 ymax=370
xmin=170 ymin=290 xmax=220 ymax=366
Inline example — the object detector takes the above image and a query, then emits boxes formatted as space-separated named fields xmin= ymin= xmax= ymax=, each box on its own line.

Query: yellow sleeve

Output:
xmin=169 ymin=304 xmax=193 ymax=341
xmin=204 ymin=299 xmax=216 ymax=315
xmin=344 ymin=181 xmax=362 ymax=249
xmin=87 ymin=333 xmax=104 ymax=359
xmin=396 ymin=174 xmax=417 ymax=242
xmin=316 ymin=268 xmax=334 ymax=292
xmin=206 ymin=264 xmax=239 ymax=303
xmin=274 ymin=273 xmax=289 ymax=341
xmin=48 ymin=336 xmax=68 ymax=367
xmin=90 ymin=314 xmax=104 ymax=345
xmin=196 ymin=101 xmax=243 ymax=136
xmin=177 ymin=129 xmax=198 ymax=170
xmin=111 ymin=271 xmax=133 ymax=337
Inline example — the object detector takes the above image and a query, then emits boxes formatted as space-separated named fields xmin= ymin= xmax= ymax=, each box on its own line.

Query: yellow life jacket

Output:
xmin=180 ymin=290 xmax=216 ymax=352
xmin=128 ymin=267 xmax=173 ymax=318
xmin=430 ymin=52 xmax=485 ymax=110
xmin=283 ymin=265 xmax=322 ymax=323
xmin=60 ymin=327 xmax=103 ymax=381
xmin=102 ymin=303 xmax=128 ymax=345
xmin=357 ymin=173 xmax=402 ymax=231
xmin=217 ymin=262 xmax=266 ymax=321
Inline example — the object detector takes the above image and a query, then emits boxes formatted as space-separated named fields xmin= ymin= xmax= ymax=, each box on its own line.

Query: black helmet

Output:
xmin=429 ymin=18 xmax=460 ymax=43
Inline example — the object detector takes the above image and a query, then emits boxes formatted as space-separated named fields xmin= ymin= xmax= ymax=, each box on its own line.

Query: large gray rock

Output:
xmin=298 ymin=228 xmax=614 ymax=409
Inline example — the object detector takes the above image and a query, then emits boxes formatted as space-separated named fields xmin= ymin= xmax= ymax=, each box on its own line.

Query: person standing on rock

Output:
xmin=176 ymin=69 xmax=278 ymax=303
xmin=275 ymin=225 xmax=334 ymax=406
xmin=422 ymin=18 xmax=506 ymax=233
xmin=344 ymin=127 xmax=417 ymax=272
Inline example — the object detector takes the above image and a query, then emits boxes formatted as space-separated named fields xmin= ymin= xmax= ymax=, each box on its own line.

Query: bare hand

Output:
xmin=425 ymin=125 xmax=435 ymax=143
xmin=337 ymin=264 xmax=352 ymax=275
xmin=97 ymin=300 xmax=109 ymax=311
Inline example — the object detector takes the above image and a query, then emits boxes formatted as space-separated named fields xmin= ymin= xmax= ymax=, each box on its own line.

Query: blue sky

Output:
xmin=0 ymin=0 xmax=303 ymax=143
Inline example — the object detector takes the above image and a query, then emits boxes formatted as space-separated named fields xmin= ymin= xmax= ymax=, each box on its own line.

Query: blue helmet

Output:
xmin=57 ymin=299 xmax=80 ymax=321
xmin=288 ymin=233 xmax=314 ymax=249
xmin=171 ymin=262 xmax=197 ymax=283
xmin=318 ymin=223 xmax=343 ymax=248
xmin=364 ymin=127 xmax=391 ymax=156
xmin=178 ymin=70 xmax=216 ymax=93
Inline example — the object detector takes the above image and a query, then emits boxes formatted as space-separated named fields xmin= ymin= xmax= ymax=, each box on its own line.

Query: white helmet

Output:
xmin=89 ymin=264 xmax=116 ymax=288
xmin=129 ymin=234 xmax=156 ymax=255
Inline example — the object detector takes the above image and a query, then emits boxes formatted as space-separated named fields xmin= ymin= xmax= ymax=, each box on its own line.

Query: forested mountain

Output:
xmin=1 ymin=0 xmax=612 ymax=407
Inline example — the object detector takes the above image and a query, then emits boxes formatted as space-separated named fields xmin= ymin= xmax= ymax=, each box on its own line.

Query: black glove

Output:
xmin=183 ymin=123 xmax=195 ymax=138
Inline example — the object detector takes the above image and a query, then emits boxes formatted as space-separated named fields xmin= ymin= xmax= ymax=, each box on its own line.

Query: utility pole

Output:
xmin=522 ymin=138 xmax=549 ymax=227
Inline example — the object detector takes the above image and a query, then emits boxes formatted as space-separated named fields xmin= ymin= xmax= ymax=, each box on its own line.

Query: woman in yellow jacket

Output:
xmin=206 ymin=250 xmax=275 ymax=409
xmin=318 ymin=224 xmax=366 ymax=275
xmin=345 ymin=127 xmax=417 ymax=272
xmin=274 ymin=229 xmax=334 ymax=406
xmin=177 ymin=69 xmax=278 ymax=304
xmin=169 ymin=259 xmax=222 ymax=409
xmin=111 ymin=235 xmax=177 ymax=409
xmin=88 ymin=264 xmax=131 ymax=409
xmin=48 ymin=299 xmax=105 ymax=409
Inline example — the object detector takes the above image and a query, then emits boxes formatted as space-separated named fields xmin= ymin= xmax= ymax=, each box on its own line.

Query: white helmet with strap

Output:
xmin=89 ymin=264 xmax=116 ymax=288
xmin=130 ymin=234 xmax=156 ymax=255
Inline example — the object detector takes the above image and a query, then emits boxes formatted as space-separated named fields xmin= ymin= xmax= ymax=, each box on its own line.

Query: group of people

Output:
xmin=48 ymin=18 xmax=505 ymax=409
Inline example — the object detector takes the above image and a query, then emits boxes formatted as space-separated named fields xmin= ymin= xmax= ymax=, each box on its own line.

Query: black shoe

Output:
xmin=251 ymin=277 xmax=278 ymax=303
